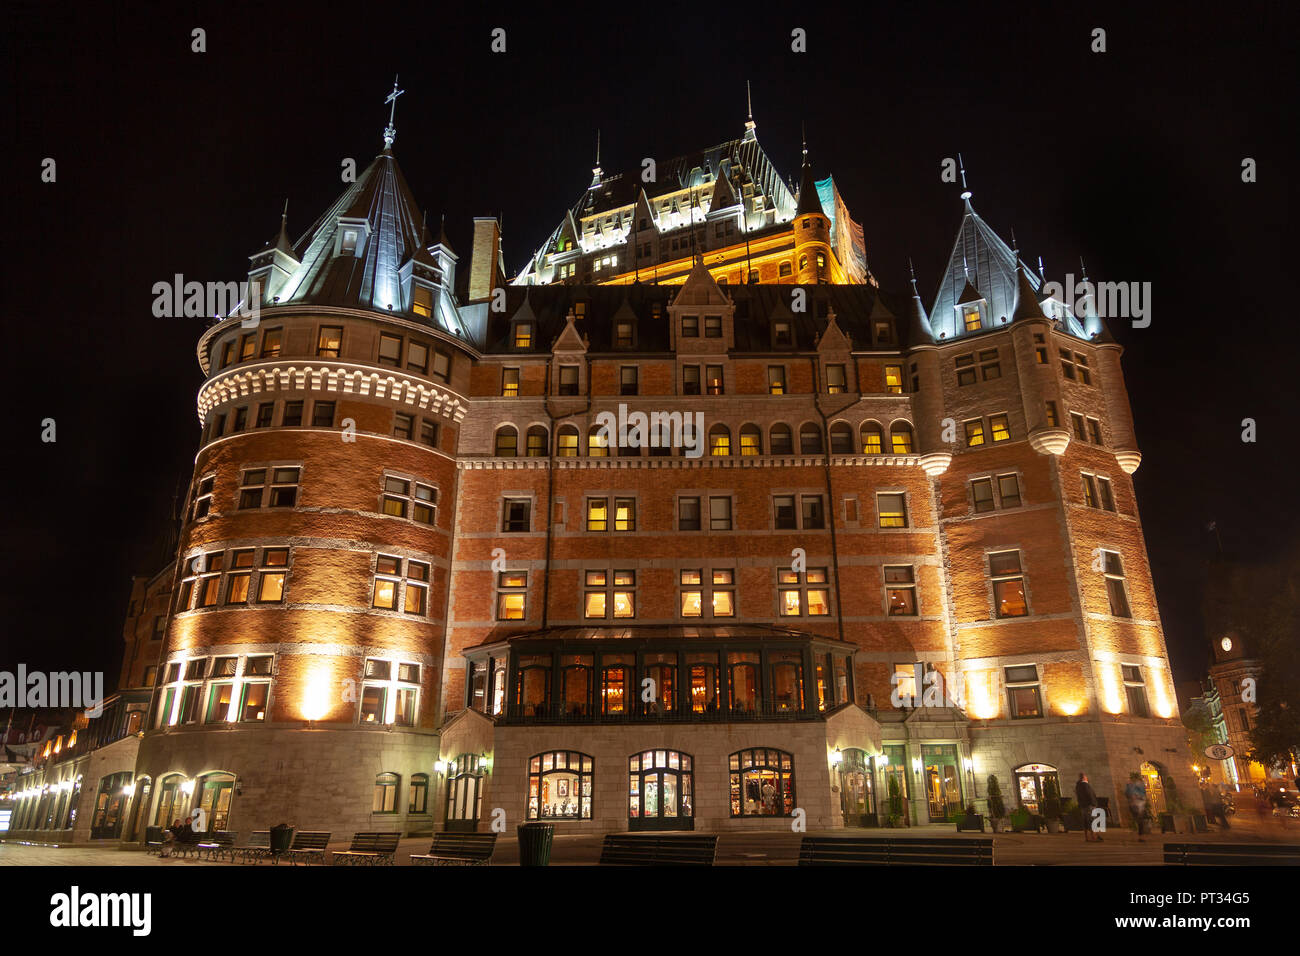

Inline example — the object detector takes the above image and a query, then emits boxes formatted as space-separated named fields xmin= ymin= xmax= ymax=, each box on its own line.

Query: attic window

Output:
xmin=413 ymin=286 xmax=433 ymax=318
xmin=574 ymin=302 xmax=587 ymax=321
xmin=615 ymin=323 xmax=634 ymax=348
xmin=513 ymin=323 xmax=533 ymax=349
xmin=779 ymin=262 xmax=793 ymax=278
xmin=341 ymin=229 xmax=359 ymax=255
xmin=875 ymin=322 xmax=892 ymax=343
xmin=963 ymin=306 xmax=982 ymax=332
xmin=773 ymin=322 xmax=792 ymax=347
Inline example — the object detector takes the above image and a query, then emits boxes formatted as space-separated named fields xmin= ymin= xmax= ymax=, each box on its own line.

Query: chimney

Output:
xmin=469 ymin=217 xmax=503 ymax=301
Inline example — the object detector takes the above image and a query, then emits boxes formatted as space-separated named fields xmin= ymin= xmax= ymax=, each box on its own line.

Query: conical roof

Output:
xmin=1011 ymin=260 xmax=1048 ymax=322
xmin=795 ymin=156 xmax=823 ymax=216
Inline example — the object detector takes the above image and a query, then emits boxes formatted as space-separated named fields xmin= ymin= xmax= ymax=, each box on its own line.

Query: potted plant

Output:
xmin=1009 ymin=806 xmax=1033 ymax=832
xmin=987 ymin=775 xmax=1008 ymax=832
xmin=886 ymin=775 xmax=905 ymax=827
xmin=955 ymin=804 xmax=984 ymax=832
xmin=1042 ymin=776 xmax=1063 ymax=833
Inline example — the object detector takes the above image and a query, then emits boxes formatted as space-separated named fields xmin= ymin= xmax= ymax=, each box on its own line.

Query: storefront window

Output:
xmin=527 ymin=751 xmax=593 ymax=820
xmin=1013 ymin=763 xmax=1059 ymax=815
xmin=729 ymin=748 xmax=795 ymax=817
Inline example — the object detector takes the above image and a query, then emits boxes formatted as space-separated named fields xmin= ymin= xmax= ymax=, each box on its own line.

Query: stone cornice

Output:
xmin=196 ymin=361 xmax=469 ymax=424
xmin=456 ymin=453 xmax=927 ymax=471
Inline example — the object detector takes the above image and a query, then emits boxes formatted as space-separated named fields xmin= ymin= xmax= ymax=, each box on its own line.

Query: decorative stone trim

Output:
xmin=456 ymin=453 xmax=927 ymax=471
xmin=196 ymin=361 xmax=468 ymax=423
xmin=1028 ymin=426 xmax=1071 ymax=456
xmin=1113 ymin=449 xmax=1142 ymax=474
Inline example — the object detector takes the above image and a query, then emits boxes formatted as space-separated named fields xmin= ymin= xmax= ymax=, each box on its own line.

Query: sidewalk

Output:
xmin=1 ymin=814 xmax=1292 ymax=866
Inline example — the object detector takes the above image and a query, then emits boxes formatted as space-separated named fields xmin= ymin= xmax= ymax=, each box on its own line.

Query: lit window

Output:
xmin=826 ymin=365 xmax=847 ymax=393
xmin=260 ymin=328 xmax=282 ymax=358
xmin=558 ymin=365 xmax=579 ymax=395
xmin=877 ymin=492 xmax=907 ymax=528
xmin=317 ymin=326 xmax=342 ymax=358
xmin=964 ymin=307 xmax=981 ymax=331
xmin=1005 ymin=665 xmax=1042 ymax=718
xmin=729 ymin=749 xmax=795 ymax=817
xmin=884 ymin=365 xmax=903 ymax=394
xmin=709 ymin=425 xmax=731 ymax=456
xmin=256 ymin=548 xmax=288 ymax=603
xmin=989 ymin=414 xmax=1010 ymax=442
xmin=740 ymin=425 xmax=761 ymax=455
xmin=778 ymin=567 xmax=830 ymax=616
xmin=513 ymin=323 xmax=533 ymax=348
xmin=885 ymin=566 xmax=917 ymax=616
xmin=890 ymin=422 xmax=914 ymax=454
xmin=587 ymin=426 xmax=608 ymax=458
xmin=990 ymin=551 xmax=1028 ymax=618
xmin=379 ymin=333 xmax=402 ymax=367
xmin=557 ymin=427 xmax=579 ymax=457
xmin=502 ymin=368 xmax=520 ymax=397
xmin=497 ymin=572 xmax=528 ymax=620
xmin=965 ymin=419 xmax=985 ymax=447
xmin=413 ymin=286 xmax=433 ymax=318
xmin=860 ymin=422 xmax=883 ymax=454
xmin=1102 ymin=551 xmax=1131 ymax=617
xmin=706 ymin=365 xmax=724 ymax=395
xmin=495 ymin=427 xmax=517 ymax=457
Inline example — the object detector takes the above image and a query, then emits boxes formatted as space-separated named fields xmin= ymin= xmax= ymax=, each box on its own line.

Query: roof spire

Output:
xmin=1079 ymin=256 xmax=1089 ymax=282
xmin=1037 ymin=254 xmax=1045 ymax=278
xmin=1010 ymin=227 xmax=1018 ymax=257
xmin=958 ymin=152 xmax=972 ymax=201
xmin=382 ymin=75 xmax=404 ymax=149
xmin=590 ymin=130 xmax=602 ymax=187
xmin=908 ymin=257 xmax=918 ymax=293
xmin=744 ymin=80 xmax=756 ymax=140
xmin=801 ymin=121 xmax=808 ymax=161
xmin=274 ymin=198 xmax=293 ymax=254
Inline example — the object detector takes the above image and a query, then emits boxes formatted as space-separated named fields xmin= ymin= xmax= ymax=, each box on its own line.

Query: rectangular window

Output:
xmin=584 ymin=569 xmax=636 ymax=619
xmin=238 ymin=469 xmax=266 ymax=509
xmin=378 ymin=333 xmax=402 ymax=367
xmin=503 ymin=499 xmax=531 ymax=532
xmin=192 ymin=475 xmax=215 ymax=520
xmin=680 ymin=569 xmax=703 ymax=618
xmin=500 ymin=367 xmax=520 ymax=397
xmin=877 ymin=493 xmax=907 ymax=528
xmin=282 ymin=400 xmax=303 ymax=427
xmin=558 ymin=365 xmax=579 ymax=395
xmin=704 ymin=315 xmax=722 ymax=338
xmin=956 ymin=354 xmax=976 ymax=386
xmin=406 ymin=341 xmax=429 ymax=375
xmin=682 ymin=365 xmax=701 ymax=395
xmin=1036 ymin=346 xmax=1047 ymax=364
xmin=372 ymin=555 xmax=402 ymax=610
xmin=778 ymin=567 xmax=830 ymax=616
xmin=239 ymin=333 xmax=256 ymax=361
xmin=1102 ymin=551 xmax=1131 ymax=617
xmin=678 ymin=497 xmax=701 ymax=531
xmin=773 ymin=495 xmax=797 ymax=530
xmin=267 ymin=467 xmax=299 ymax=507
xmin=826 ymin=365 xmax=847 ymax=394
xmin=586 ymin=497 xmax=608 ymax=532
xmin=1045 ymin=401 xmax=1059 ymax=427
xmin=1087 ymin=417 xmax=1104 ymax=445
xmin=965 ymin=419 xmax=985 ymax=447
xmin=800 ymin=495 xmax=824 ymax=530
xmin=412 ymin=286 xmax=433 ymax=318
xmin=432 ymin=349 xmax=451 ymax=383
xmin=220 ymin=341 xmax=235 ymax=368
xmin=767 ymin=366 xmax=786 ymax=395
xmin=997 ymin=473 xmax=1021 ymax=508
xmin=620 ymin=366 xmax=638 ymax=395
xmin=1098 ymin=476 xmax=1116 ymax=512
xmin=232 ymin=406 xmax=249 ymax=431
xmin=681 ymin=315 xmax=699 ymax=337
xmin=705 ymin=365 xmax=724 ymax=395
xmin=259 ymin=328 xmax=282 ymax=358
xmin=615 ymin=323 xmax=634 ymax=348
xmin=1005 ymin=664 xmax=1042 ymax=718
xmin=884 ymin=365 xmax=903 ymax=394
xmin=709 ymin=496 xmax=732 ymax=531
xmin=1082 ymin=474 xmax=1099 ymax=508
xmin=403 ymin=561 xmax=429 ymax=615
xmin=990 ymin=551 xmax=1028 ymax=618
xmin=989 ymin=414 xmax=1010 ymax=442
xmin=971 ymin=478 xmax=995 ymax=514
xmin=1122 ymin=664 xmax=1149 ymax=717
xmin=614 ymin=497 xmax=636 ymax=532
xmin=497 ymin=571 xmax=528 ymax=621
xmin=311 ymin=401 xmax=335 ymax=428
xmin=964 ymin=307 xmax=981 ymax=332
xmin=885 ymin=566 xmax=917 ymax=616
xmin=317 ymin=327 xmax=342 ymax=358
xmin=257 ymin=548 xmax=288 ymax=603
xmin=252 ymin=403 xmax=272 ymax=429
xmin=773 ymin=322 xmax=792 ymax=346
xmin=420 ymin=420 xmax=439 ymax=448
xmin=514 ymin=323 xmax=533 ymax=348
xmin=979 ymin=349 xmax=1000 ymax=380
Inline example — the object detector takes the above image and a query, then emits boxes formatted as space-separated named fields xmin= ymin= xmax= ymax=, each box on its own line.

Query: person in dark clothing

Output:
xmin=1076 ymin=773 xmax=1101 ymax=842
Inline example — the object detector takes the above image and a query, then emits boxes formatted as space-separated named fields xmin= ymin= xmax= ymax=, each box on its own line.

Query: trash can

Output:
xmin=269 ymin=823 xmax=295 ymax=862
xmin=516 ymin=822 xmax=554 ymax=866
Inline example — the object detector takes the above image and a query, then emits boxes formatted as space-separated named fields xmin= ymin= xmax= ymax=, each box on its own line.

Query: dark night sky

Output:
xmin=3 ymin=1 xmax=1295 ymax=688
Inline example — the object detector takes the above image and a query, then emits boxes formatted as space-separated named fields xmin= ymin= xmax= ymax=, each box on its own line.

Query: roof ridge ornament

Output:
xmin=958 ymin=152 xmax=972 ymax=202
xmin=744 ymin=80 xmax=756 ymax=140
xmin=383 ymin=76 xmax=404 ymax=149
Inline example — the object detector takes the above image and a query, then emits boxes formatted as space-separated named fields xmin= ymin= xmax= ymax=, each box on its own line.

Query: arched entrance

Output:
xmin=154 ymin=774 xmax=182 ymax=827
xmin=90 ymin=772 xmax=134 ymax=840
xmin=839 ymin=749 xmax=876 ymax=827
xmin=1013 ymin=763 xmax=1060 ymax=815
xmin=1140 ymin=761 xmax=1168 ymax=814
xmin=445 ymin=754 xmax=486 ymax=832
xmin=124 ymin=776 xmax=152 ymax=842
xmin=195 ymin=772 xmax=236 ymax=832
xmin=629 ymin=749 xmax=694 ymax=831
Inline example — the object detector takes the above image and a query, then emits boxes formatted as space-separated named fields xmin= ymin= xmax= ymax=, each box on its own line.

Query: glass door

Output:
xmin=922 ymin=745 xmax=962 ymax=822
xmin=445 ymin=754 xmax=485 ymax=832
xmin=839 ymin=750 xmax=876 ymax=826
xmin=629 ymin=750 xmax=694 ymax=831
xmin=198 ymin=775 xmax=235 ymax=832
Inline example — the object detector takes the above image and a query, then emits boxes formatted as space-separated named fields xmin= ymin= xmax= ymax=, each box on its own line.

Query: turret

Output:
xmin=792 ymin=143 xmax=832 ymax=284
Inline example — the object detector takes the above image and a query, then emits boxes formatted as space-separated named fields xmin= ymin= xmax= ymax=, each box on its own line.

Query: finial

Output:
xmin=419 ymin=209 xmax=428 ymax=246
xmin=908 ymin=257 xmax=919 ymax=294
xmin=383 ymin=75 xmax=404 ymax=149
xmin=595 ymin=129 xmax=601 ymax=167
xmin=747 ymin=80 xmax=753 ymax=121
xmin=1010 ymin=227 xmax=1018 ymax=258
xmin=801 ymin=121 xmax=807 ymax=160
xmin=281 ymin=198 xmax=288 ymax=223
xmin=958 ymin=152 xmax=971 ymax=201
xmin=1079 ymin=256 xmax=1089 ymax=281
xmin=962 ymin=253 xmax=969 ymax=279
xmin=1037 ymin=255 xmax=1045 ymax=278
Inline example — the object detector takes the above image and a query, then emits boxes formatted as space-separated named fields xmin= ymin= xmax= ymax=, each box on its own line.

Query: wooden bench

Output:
xmin=285 ymin=831 xmax=332 ymax=866
xmin=144 ymin=826 xmax=165 ymax=855
xmin=411 ymin=832 xmax=498 ymax=866
xmin=1164 ymin=843 xmax=1300 ymax=866
xmin=598 ymin=834 xmax=718 ymax=866
xmin=332 ymin=831 xmax=401 ymax=866
xmin=799 ymin=835 xmax=994 ymax=866
xmin=233 ymin=830 xmax=271 ymax=864
xmin=194 ymin=830 xmax=237 ymax=863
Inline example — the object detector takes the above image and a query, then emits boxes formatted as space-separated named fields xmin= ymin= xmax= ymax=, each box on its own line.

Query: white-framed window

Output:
xmin=679 ymin=568 xmax=736 ymax=618
xmin=496 ymin=571 xmax=528 ymax=621
xmin=359 ymin=658 xmax=421 ymax=726
xmin=778 ymin=567 xmax=830 ymax=616
xmin=1101 ymin=550 xmax=1131 ymax=617
xmin=583 ymin=569 xmax=635 ymax=619
xmin=989 ymin=550 xmax=1028 ymax=618
xmin=371 ymin=555 xmax=431 ymax=616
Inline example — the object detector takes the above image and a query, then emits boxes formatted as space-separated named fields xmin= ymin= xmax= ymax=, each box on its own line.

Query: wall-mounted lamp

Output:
xmin=911 ymin=757 xmax=922 ymax=773
xmin=830 ymin=747 xmax=843 ymax=767
xmin=122 ymin=783 xmax=136 ymax=797
xmin=877 ymin=754 xmax=889 ymax=769
xmin=962 ymin=758 xmax=973 ymax=774
xmin=480 ymin=752 xmax=491 ymax=775
xmin=433 ymin=760 xmax=446 ymax=774
xmin=180 ymin=780 xmax=195 ymax=795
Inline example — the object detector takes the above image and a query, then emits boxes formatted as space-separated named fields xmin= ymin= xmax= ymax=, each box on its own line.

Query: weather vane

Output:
xmin=383 ymin=75 xmax=405 ymax=148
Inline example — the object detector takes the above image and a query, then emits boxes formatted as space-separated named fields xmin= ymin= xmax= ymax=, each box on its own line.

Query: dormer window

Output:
xmin=615 ymin=323 xmax=634 ymax=348
xmin=513 ymin=323 xmax=533 ymax=349
xmin=341 ymin=230 xmax=358 ymax=255
xmin=875 ymin=321 xmax=892 ymax=343
xmin=963 ymin=306 xmax=982 ymax=332
xmin=413 ymin=285 xmax=433 ymax=318
xmin=773 ymin=322 xmax=792 ymax=347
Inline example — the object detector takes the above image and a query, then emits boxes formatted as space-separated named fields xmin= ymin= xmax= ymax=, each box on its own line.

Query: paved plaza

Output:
xmin=1 ymin=815 xmax=1294 ymax=866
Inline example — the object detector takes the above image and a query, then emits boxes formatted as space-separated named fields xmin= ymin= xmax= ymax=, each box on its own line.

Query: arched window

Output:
xmin=525 ymin=425 xmax=548 ymax=457
xmin=779 ymin=261 xmax=793 ymax=278
xmin=829 ymin=422 xmax=853 ymax=454
xmin=196 ymin=771 xmax=236 ymax=832
xmin=561 ymin=654 xmax=592 ymax=717
xmin=861 ymin=421 xmax=884 ymax=454
xmin=154 ymin=774 xmax=182 ymax=826
xmin=739 ymin=424 xmax=762 ymax=456
xmin=729 ymin=748 xmax=796 ymax=817
xmin=494 ymin=426 xmax=517 ymax=457
xmin=799 ymin=254 xmax=808 ymax=271
xmin=527 ymin=751 xmax=593 ymax=820
xmin=408 ymin=773 xmax=429 ymax=814
xmin=557 ymin=425 xmax=579 ymax=457
xmin=90 ymin=772 xmax=134 ymax=839
xmin=890 ymin=421 xmax=915 ymax=454
xmin=629 ymin=750 xmax=694 ymax=830
xmin=709 ymin=424 xmax=731 ymax=456
xmin=373 ymin=772 xmax=400 ymax=814
xmin=515 ymin=654 xmax=552 ymax=718
xmin=799 ymin=423 xmax=823 ymax=454
xmin=587 ymin=425 xmax=609 ymax=458
xmin=770 ymin=423 xmax=793 ymax=456
xmin=1012 ymin=763 xmax=1059 ymax=815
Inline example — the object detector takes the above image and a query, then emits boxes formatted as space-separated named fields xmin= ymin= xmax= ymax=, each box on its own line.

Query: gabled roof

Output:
xmin=269 ymin=149 xmax=471 ymax=338
xmin=930 ymin=196 xmax=1040 ymax=341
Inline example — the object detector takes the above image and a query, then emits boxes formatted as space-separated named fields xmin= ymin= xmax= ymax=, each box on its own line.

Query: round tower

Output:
xmin=134 ymin=144 xmax=475 ymax=838
xmin=792 ymin=148 xmax=834 ymax=284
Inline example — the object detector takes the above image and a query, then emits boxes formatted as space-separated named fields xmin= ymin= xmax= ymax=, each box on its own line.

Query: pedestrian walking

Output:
xmin=1076 ymin=773 xmax=1101 ymax=842
xmin=1124 ymin=772 xmax=1149 ymax=842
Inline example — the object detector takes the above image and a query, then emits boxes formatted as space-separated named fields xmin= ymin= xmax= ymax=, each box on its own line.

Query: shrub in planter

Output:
xmin=1009 ymin=806 xmax=1033 ymax=831
xmin=1042 ymin=777 xmax=1063 ymax=832
xmin=886 ymin=775 xmax=905 ymax=827
xmin=987 ymin=775 xmax=1008 ymax=831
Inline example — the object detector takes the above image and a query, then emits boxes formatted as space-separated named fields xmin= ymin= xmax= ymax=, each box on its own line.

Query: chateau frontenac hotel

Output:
xmin=5 ymin=105 xmax=1199 ymax=844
